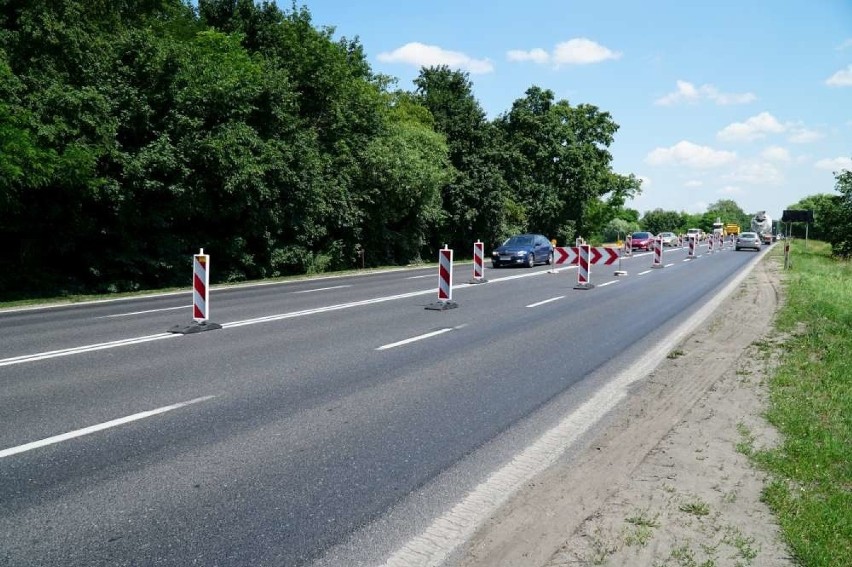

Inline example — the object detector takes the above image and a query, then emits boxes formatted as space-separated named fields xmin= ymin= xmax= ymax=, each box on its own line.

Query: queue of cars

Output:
xmin=491 ymin=227 xmax=756 ymax=268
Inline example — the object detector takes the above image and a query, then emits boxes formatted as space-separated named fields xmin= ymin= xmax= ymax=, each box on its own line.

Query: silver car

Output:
xmin=735 ymin=232 xmax=761 ymax=251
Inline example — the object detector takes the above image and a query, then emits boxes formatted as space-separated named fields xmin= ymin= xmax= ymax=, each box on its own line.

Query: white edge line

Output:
xmin=526 ymin=296 xmax=565 ymax=308
xmin=664 ymin=263 xmax=675 ymax=268
xmin=293 ymin=285 xmax=352 ymax=294
xmin=638 ymin=270 xmax=652 ymax=276
xmin=376 ymin=328 xmax=453 ymax=351
xmin=0 ymin=333 xmax=178 ymax=367
xmin=382 ymin=250 xmax=769 ymax=567
xmin=0 ymin=395 xmax=216 ymax=458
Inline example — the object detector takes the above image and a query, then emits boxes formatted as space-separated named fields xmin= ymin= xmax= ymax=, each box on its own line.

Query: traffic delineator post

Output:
xmin=426 ymin=245 xmax=458 ymax=310
xmin=168 ymin=248 xmax=222 ymax=334
xmin=468 ymin=240 xmax=488 ymax=284
xmin=574 ymin=244 xmax=594 ymax=290
xmin=687 ymin=235 xmax=697 ymax=259
xmin=651 ymin=236 xmax=664 ymax=268
xmin=614 ymin=241 xmax=628 ymax=276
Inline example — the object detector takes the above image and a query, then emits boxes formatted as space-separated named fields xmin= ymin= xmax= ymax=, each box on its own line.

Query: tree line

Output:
xmin=0 ymin=0 xmax=641 ymax=300
xmin=3 ymin=1 xmax=849 ymax=302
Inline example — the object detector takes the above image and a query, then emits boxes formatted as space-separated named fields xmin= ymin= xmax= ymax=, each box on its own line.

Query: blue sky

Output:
xmin=300 ymin=0 xmax=851 ymax=220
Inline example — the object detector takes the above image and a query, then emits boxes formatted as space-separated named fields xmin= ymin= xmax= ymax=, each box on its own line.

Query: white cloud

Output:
xmin=506 ymin=48 xmax=549 ymax=64
xmin=724 ymin=161 xmax=784 ymax=185
xmin=718 ymin=185 xmax=743 ymax=195
xmin=717 ymin=112 xmax=785 ymax=141
xmin=554 ymin=38 xmax=621 ymax=65
xmin=684 ymin=179 xmax=704 ymax=188
xmin=814 ymin=157 xmax=852 ymax=172
xmin=508 ymin=38 xmax=621 ymax=66
xmin=826 ymin=66 xmax=852 ymax=87
xmin=645 ymin=141 xmax=737 ymax=168
xmin=637 ymin=175 xmax=651 ymax=189
xmin=655 ymin=80 xmax=756 ymax=106
xmin=377 ymin=42 xmax=493 ymax=74
xmin=787 ymin=126 xmax=822 ymax=144
xmin=761 ymin=146 xmax=791 ymax=162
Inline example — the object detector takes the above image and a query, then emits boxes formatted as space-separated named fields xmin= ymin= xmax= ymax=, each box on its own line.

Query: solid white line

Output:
xmin=5 ymin=267 xmax=556 ymax=367
xmin=98 ymin=305 xmax=186 ymax=318
xmin=664 ymin=263 xmax=675 ymax=268
xmin=526 ymin=296 xmax=565 ymax=308
xmin=0 ymin=333 xmax=180 ymax=367
xmin=376 ymin=328 xmax=453 ymax=351
xmin=0 ymin=395 xmax=215 ymax=459
xmin=638 ymin=270 xmax=652 ymax=276
xmin=293 ymin=285 xmax=352 ymax=294
xmin=406 ymin=275 xmax=431 ymax=279
xmin=597 ymin=281 xmax=617 ymax=287
xmin=382 ymin=250 xmax=769 ymax=567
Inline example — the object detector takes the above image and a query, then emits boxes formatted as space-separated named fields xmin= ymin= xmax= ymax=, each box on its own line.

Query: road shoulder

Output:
xmin=459 ymin=255 xmax=794 ymax=566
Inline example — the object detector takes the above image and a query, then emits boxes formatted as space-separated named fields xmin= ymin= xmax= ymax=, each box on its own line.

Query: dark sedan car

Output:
xmin=491 ymin=234 xmax=553 ymax=268
xmin=629 ymin=231 xmax=655 ymax=251
xmin=735 ymin=231 xmax=761 ymax=251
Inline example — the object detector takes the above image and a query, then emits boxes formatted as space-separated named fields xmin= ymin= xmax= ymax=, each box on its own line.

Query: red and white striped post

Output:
xmin=193 ymin=248 xmax=210 ymax=321
xmin=708 ymin=234 xmax=715 ymax=254
xmin=623 ymin=235 xmax=632 ymax=257
xmin=574 ymin=243 xmax=594 ymax=289
xmin=168 ymin=248 xmax=222 ymax=333
xmin=469 ymin=240 xmax=488 ymax=284
xmin=426 ymin=245 xmax=458 ymax=310
xmin=687 ymin=235 xmax=697 ymax=259
xmin=652 ymin=236 xmax=664 ymax=268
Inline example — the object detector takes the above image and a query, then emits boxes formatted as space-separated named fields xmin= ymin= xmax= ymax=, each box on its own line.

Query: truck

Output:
xmin=723 ymin=223 xmax=740 ymax=236
xmin=712 ymin=217 xmax=724 ymax=236
xmin=750 ymin=211 xmax=773 ymax=244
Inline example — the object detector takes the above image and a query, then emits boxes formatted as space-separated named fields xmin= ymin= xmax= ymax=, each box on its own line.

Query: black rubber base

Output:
xmin=425 ymin=301 xmax=459 ymax=311
xmin=168 ymin=321 xmax=223 ymax=334
xmin=467 ymin=278 xmax=489 ymax=284
xmin=573 ymin=283 xmax=595 ymax=290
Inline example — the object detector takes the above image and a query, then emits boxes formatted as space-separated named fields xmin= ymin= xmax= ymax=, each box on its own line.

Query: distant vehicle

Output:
xmin=629 ymin=231 xmax=655 ymax=251
xmin=735 ymin=232 xmax=761 ymax=251
xmin=658 ymin=232 xmax=677 ymax=247
xmin=723 ymin=223 xmax=741 ymax=236
xmin=686 ymin=228 xmax=703 ymax=241
xmin=712 ymin=217 xmax=724 ymax=236
xmin=491 ymin=234 xmax=553 ymax=268
xmin=750 ymin=211 xmax=774 ymax=245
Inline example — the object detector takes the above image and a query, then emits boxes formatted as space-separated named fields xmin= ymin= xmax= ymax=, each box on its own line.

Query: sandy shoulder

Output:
xmin=459 ymin=255 xmax=795 ymax=566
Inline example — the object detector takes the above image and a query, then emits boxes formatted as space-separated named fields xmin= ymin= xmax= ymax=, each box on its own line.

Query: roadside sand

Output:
xmin=459 ymin=255 xmax=794 ymax=566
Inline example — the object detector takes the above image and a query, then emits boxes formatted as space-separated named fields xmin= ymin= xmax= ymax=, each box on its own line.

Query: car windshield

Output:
xmin=504 ymin=236 xmax=534 ymax=246
xmin=740 ymin=233 xmax=757 ymax=238
xmin=660 ymin=232 xmax=674 ymax=237
xmin=632 ymin=232 xmax=651 ymax=239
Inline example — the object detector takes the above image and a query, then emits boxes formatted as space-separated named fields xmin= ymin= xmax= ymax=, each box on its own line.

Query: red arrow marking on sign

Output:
xmin=554 ymin=247 xmax=579 ymax=265
xmin=590 ymin=247 xmax=602 ymax=265
xmin=603 ymin=247 xmax=619 ymax=265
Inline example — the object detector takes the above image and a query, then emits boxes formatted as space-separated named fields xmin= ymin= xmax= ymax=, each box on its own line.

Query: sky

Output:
xmin=299 ymin=0 xmax=851 ymax=221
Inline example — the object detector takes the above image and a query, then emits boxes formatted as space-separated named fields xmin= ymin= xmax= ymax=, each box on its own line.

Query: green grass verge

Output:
xmin=754 ymin=240 xmax=852 ymax=566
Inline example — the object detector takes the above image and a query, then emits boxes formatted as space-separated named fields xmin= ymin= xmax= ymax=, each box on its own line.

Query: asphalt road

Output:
xmin=0 ymin=243 xmax=767 ymax=566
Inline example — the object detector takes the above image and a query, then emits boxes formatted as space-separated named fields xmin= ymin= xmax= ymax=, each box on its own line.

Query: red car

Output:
xmin=629 ymin=231 xmax=655 ymax=251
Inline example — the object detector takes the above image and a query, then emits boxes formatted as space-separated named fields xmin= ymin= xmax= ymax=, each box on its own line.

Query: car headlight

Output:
xmin=515 ymin=251 xmax=528 ymax=257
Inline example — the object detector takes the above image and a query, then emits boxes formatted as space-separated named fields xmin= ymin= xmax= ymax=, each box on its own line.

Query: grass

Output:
xmin=750 ymin=240 xmax=852 ymax=567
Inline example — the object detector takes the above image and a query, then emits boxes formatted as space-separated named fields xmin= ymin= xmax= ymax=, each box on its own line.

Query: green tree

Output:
xmin=495 ymin=86 xmax=628 ymax=244
xmin=784 ymin=193 xmax=836 ymax=239
xmin=640 ymin=208 xmax=686 ymax=234
xmin=823 ymin=165 xmax=852 ymax=257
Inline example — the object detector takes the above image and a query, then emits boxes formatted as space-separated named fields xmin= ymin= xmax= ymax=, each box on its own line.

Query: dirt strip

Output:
xmin=459 ymin=255 xmax=795 ymax=567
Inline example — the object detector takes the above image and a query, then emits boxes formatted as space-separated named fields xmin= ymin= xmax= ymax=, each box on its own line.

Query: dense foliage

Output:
xmin=0 ymin=0 xmax=641 ymax=299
